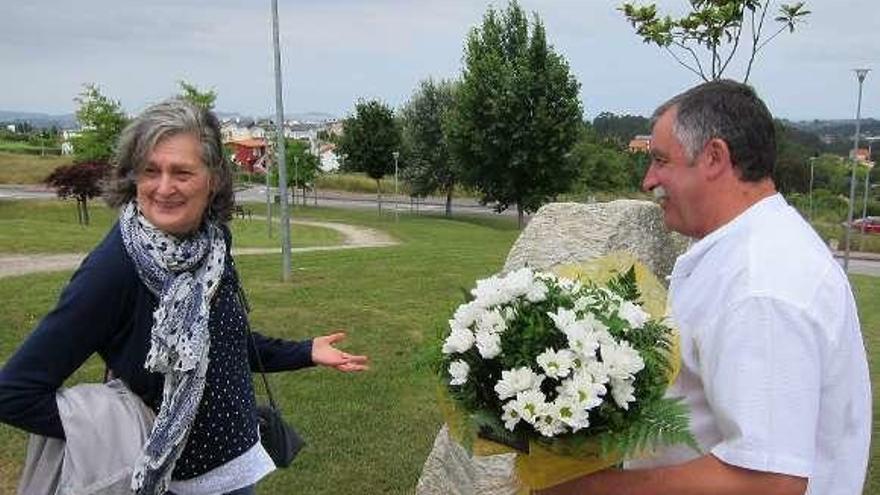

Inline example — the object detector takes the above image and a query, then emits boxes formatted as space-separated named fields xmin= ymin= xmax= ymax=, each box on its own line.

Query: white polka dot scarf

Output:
xmin=119 ymin=202 xmax=226 ymax=495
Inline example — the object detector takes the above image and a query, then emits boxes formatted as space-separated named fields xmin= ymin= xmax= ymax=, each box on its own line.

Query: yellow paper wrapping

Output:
xmin=441 ymin=252 xmax=682 ymax=493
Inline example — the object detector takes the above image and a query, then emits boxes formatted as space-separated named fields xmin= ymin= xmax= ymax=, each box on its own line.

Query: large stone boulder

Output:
xmin=503 ymin=200 xmax=689 ymax=282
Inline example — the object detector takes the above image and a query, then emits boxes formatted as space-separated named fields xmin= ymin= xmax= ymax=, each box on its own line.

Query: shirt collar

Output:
xmin=670 ymin=193 xmax=785 ymax=280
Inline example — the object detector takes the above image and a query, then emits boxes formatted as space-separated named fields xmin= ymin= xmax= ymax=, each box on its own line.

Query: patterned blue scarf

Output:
xmin=119 ymin=202 xmax=226 ymax=495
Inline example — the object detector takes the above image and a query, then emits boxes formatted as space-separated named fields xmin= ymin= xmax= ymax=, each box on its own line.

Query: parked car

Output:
xmin=851 ymin=216 xmax=880 ymax=234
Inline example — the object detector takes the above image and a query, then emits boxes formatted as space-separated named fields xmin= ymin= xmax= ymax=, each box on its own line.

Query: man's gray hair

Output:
xmin=652 ymin=79 xmax=776 ymax=182
xmin=106 ymin=99 xmax=234 ymax=222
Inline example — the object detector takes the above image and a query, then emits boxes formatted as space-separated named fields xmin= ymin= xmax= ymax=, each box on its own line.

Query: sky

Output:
xmin=2 ymin=0 xmax=879 ymax=121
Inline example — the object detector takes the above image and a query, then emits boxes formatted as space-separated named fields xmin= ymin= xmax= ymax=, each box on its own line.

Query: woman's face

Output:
xmin=136 ymin=133 xmax=212 ymax=236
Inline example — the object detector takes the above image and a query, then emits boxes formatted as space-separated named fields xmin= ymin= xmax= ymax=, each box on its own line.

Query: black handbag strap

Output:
xmin=236 ymin=281 xmax=281 ymax=411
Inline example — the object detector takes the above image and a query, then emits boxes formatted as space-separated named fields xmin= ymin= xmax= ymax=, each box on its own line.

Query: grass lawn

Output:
xmin=0 ymin=203 xmax=877 ymax=494
xmin=0 ymin=152 xmax=71 ymax=185
xmin=0 ymin=201 xmax=343 ymax=254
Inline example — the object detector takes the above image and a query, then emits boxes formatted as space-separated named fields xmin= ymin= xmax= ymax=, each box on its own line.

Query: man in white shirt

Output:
xmin=539 ymin=80 xmax=871 ymax=495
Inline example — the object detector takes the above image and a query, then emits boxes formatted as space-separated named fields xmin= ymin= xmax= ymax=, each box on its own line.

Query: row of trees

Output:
xmin=336 ymin=0 xmax=822 ymax=226
xmin=338 ymin=2 xmax=582 ymax=226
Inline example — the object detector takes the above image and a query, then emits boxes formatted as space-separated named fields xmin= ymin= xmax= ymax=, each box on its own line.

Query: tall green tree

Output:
xmin=270 ymin=139 xmax=320 ymax=205
xmin=401 ymin=79 xmax=459 ymax=216
xmin=177 ymin=80 xmax=217 ymax=110
xmin=337 ymin=99 xmax=401 ymax=213
xmin=71 ymin=84 xmax=127 ymax=164
xmin=449 ymin=1 xmax=583 ymax=226
xmin=620 ymin=1 xmax=810 ymax=82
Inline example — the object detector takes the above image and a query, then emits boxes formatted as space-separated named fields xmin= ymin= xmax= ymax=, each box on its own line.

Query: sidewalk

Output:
xmin=832 ymin=250 xmax=880 ymax=262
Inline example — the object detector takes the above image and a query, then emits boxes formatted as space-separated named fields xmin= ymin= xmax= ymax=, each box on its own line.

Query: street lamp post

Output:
xmin=270 ymin=0 xmax=293 ymax=281
xmin=808 ymin=156 xmax=816 ymax=221
xmin=392 ymin=151 xmax=400 ymax=222
xmin=844 ymin=68 xmax=870 ymax=273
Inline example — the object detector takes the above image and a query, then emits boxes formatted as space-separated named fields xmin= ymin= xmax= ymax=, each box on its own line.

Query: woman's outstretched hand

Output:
xmin=311 ymin=332 xmax=369 ymax=372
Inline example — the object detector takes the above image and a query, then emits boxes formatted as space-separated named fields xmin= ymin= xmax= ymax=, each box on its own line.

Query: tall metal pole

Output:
xmin=393 ymin=151 xmax=399 ymax=222
xmin=844 ymin=68 xmax=869 ymax=273
xmin=271 ymin=0 xmax=292 ymax=281
xmin=265 ymin=147 xmax=272 ymax=238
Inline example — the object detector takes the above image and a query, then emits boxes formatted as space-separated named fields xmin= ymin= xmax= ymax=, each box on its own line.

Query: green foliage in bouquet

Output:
xmin=439 ymin=266 xmax=698 ymax=459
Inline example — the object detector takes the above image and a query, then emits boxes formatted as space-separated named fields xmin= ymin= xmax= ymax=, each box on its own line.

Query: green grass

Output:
xmin=0 ymin=152 xmax=71 ymax=184
xmin=0 ymin=204 xmax=520 ymax=495
xmin=0 ymin=201 xmax=344 ymax=254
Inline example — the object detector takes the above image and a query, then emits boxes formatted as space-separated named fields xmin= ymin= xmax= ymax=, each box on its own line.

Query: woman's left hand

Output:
xmin=311 ymin=332 xmax=369 ymax=372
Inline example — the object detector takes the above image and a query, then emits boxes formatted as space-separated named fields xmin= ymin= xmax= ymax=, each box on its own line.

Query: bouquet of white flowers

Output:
xmin=439 ymin=257 xmax=695 ymax=489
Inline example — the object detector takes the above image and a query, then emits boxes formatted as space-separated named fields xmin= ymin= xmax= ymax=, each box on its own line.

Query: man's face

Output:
xmin=642 ymin=109 xmax=706 ymax=238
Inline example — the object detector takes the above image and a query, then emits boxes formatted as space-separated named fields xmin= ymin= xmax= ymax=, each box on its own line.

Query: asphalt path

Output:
xmin=235 ymin=185 xmax=515 ymax=217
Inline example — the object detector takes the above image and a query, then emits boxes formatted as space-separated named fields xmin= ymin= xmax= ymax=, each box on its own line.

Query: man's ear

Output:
xmin=701 ymin=138 xmax=733 ymax=181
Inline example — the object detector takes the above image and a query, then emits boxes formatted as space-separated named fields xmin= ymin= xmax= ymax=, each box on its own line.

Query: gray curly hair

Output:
xmin=105 ymin=99 xmax=234 ymax=223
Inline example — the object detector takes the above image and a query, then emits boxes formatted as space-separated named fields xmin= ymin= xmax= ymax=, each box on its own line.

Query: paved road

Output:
xmin=835 ymin=256 xmax=880 ymax=277
xmin=1 ymin=184 xmax=519 ymax=217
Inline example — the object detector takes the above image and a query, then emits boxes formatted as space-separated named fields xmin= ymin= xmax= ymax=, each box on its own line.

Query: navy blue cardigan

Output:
xmin=0 ymin=223 xmax=313 ymax=439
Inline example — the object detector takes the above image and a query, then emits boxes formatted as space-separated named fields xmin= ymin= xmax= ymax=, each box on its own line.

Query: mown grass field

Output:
xmin=0 ymin=201 xmax=877 ymax=494
xmin=0 ymin=201 xmax=342 ymax=254
xmin=0 ymin=152 xmax=71 ymax=185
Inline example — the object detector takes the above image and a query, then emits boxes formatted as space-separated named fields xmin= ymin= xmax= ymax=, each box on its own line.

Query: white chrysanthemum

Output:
xmin=471 ymin=275 xmax=510 ymax=308
xmin=448 ymin=360 xmax=470 ymax=386
xmin=534 ymin=413 xmax=566 ymax=437
xmin=476 ymin=308 xmax=507 ymax=334
xmin=563 ymin=324 xmax=601 ymax=358
xmin=442 ymin=327 xmax=475 ymax=354
xmin=525 ymin=280 xmax=548 ymax=302
xmin=536 ymin=348 xmax=576 ymax=379
xmin=583 ymin=359 xmax=610 ymax=385
xmin=618 ymin=300 xmax=650 ymax=330
xmin=581 ymin=311 xmax=609 ymax=334
xmin=453 ymin=302 xmax=481 ymax=329
xmin=601 ymin=340 xmax=645 ymax=381
xmin=559 ymin=370 xmax=606 ymax=407
xmin=610 ymin=377 xmax=636 ymax=409
xmin=513 ymin=389 xmax=548 ymax=424
xmin=501 ymin=401 xmax=522 ymax=431
xmin=552 ymin=395 xmax=590 ymax=431
xmin=495 ymin=367 xmax=543 ymax=400
xmin=501 ymin=268 xmax=535 ymax=299
xmin=475 ymin=329 xmax=502 ymax=359
xmin=547 ymin=308 xmax=578 ymax=333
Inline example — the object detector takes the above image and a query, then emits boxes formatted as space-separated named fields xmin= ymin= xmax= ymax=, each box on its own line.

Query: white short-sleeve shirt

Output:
xmin=627 ymin=194 xmax=871 ymax=495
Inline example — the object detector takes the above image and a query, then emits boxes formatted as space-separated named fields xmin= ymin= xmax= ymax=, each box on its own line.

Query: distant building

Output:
xmin=627 ymin=135 xmax=651 ymax=153
xmin=227 ymin=137 xmax=269 ymax=173
xmin=319 ymin=143 xmax=340 ymax=172
xmin=852 ymin=148 xmax=871 ymax=165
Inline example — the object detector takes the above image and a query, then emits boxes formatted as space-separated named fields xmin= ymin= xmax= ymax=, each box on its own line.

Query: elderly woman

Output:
xmin=0 ymin=99 xmax=367 ymax=495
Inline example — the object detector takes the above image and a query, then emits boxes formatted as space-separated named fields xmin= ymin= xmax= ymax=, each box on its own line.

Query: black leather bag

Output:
xmin=256 ymin=404 xmax=304 ymax=468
